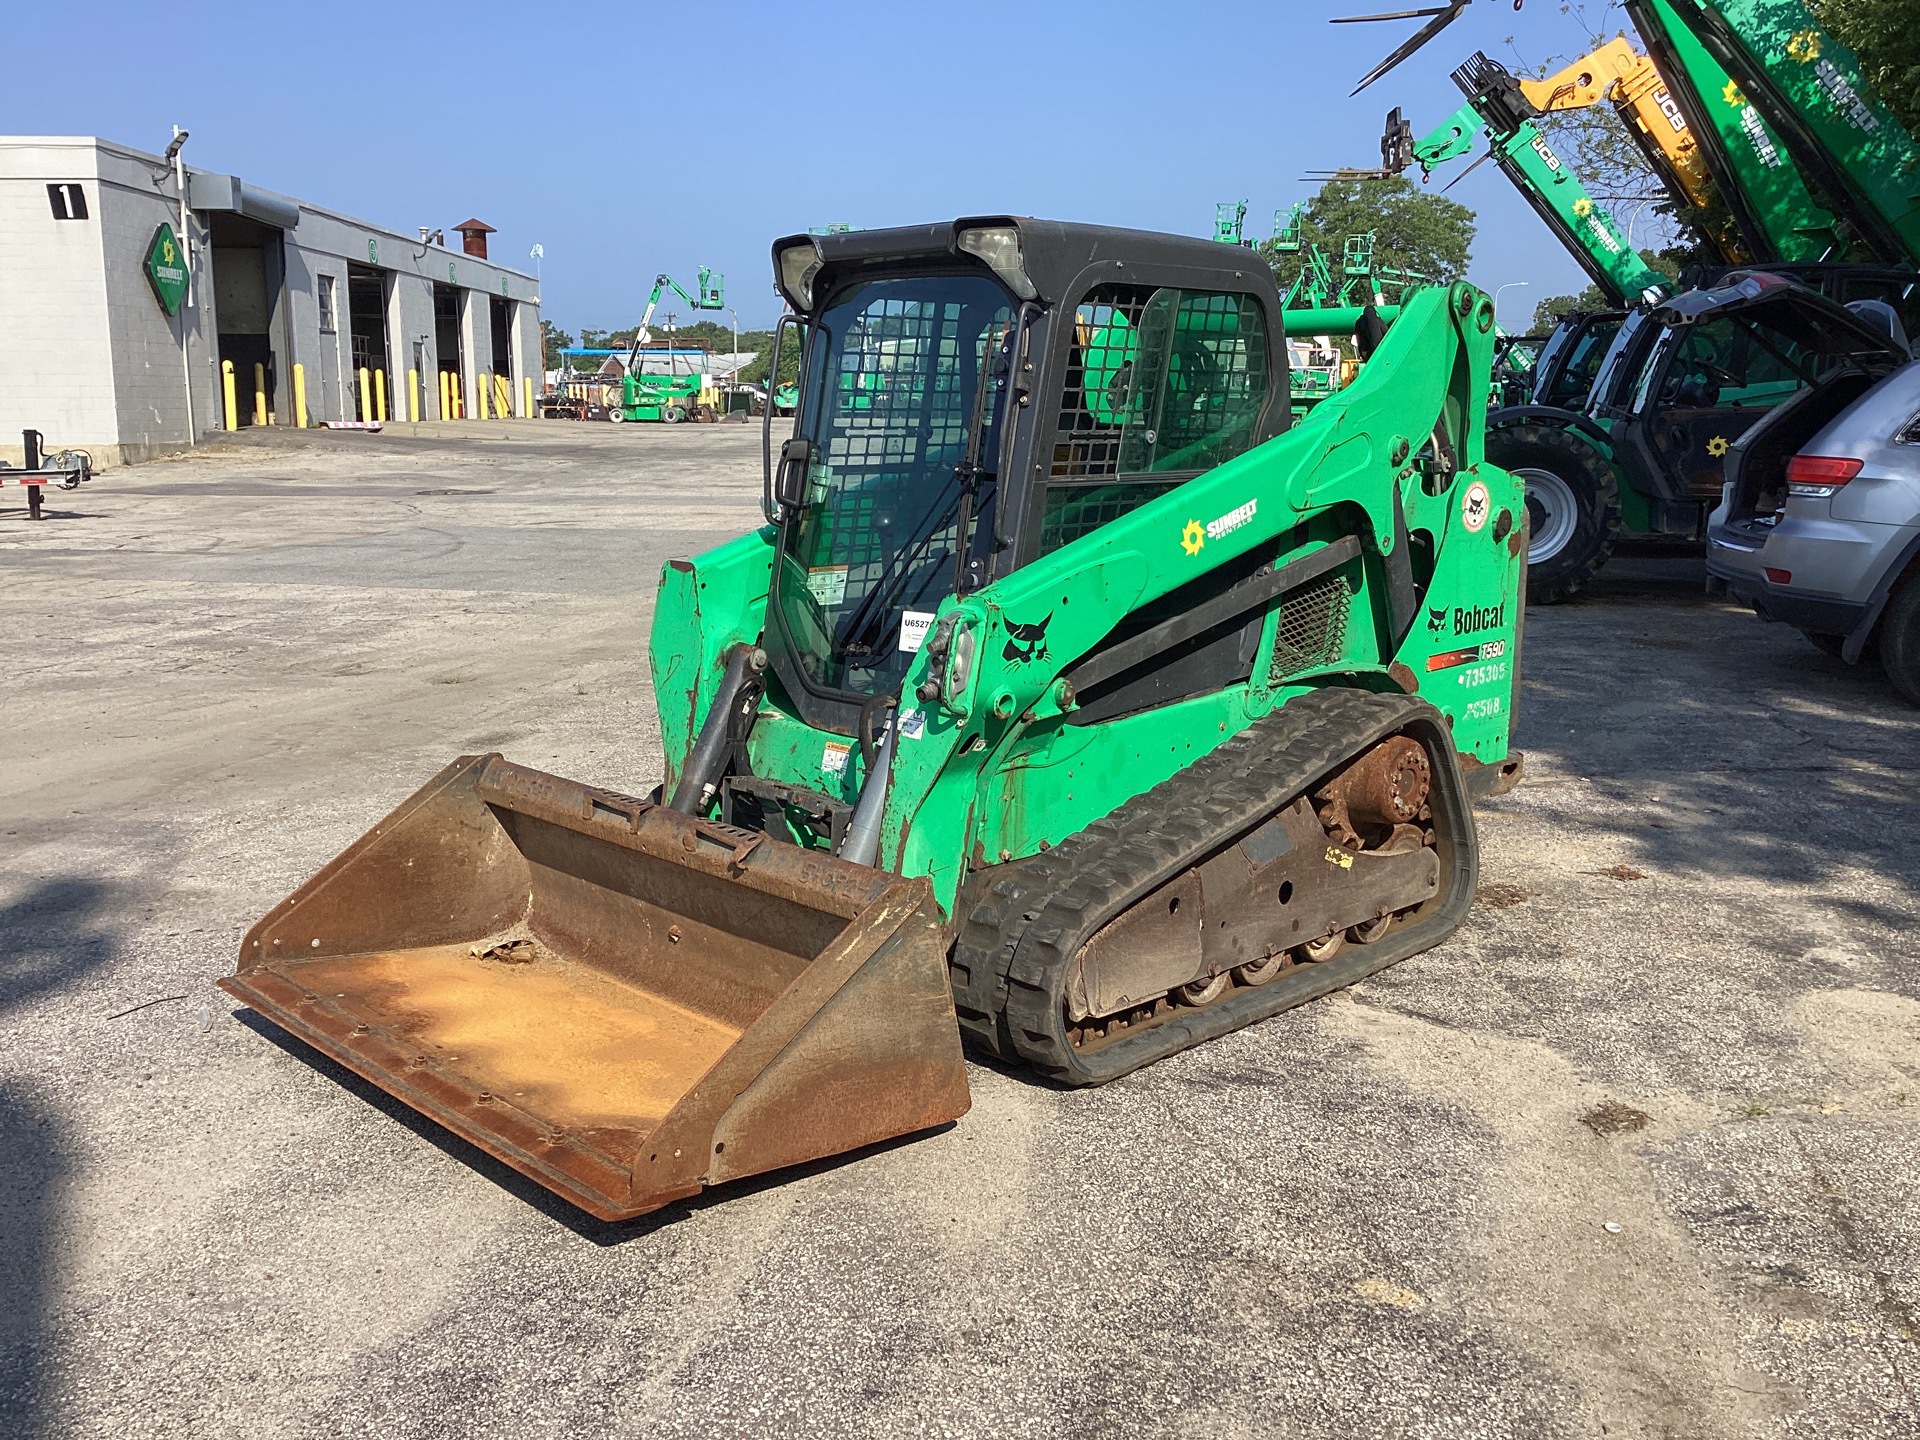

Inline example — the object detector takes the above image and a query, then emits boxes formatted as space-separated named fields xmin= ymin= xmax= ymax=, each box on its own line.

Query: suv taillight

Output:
xmin=1785 ymin=454 xmax=1863 ymax=498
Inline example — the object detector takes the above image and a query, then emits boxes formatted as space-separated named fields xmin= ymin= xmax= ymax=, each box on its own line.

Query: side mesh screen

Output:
xmin=1041 ymin=284 xmax=1267 ymax=553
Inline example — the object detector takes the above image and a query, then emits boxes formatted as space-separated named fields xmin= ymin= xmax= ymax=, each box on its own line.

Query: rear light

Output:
xmin=1785 ymin=453 xmax=1863 ymax=497
xmin=1765 ymin=567 xmax=1793 ymax=585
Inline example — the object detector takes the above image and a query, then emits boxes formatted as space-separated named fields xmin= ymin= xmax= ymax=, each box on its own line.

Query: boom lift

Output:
xmin=611 ymin=269 xmax=727 ymax=423
xmin=224 ymin=218 xmax=1526 ymax=1221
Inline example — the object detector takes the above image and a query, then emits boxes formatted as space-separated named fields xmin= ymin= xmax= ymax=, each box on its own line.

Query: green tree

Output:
xmin=1813 ymin=0 xmax=1920 ymax=133
xmin=540 ymin=319 xmax=574 ymax=370
xmin=1259 ymin=176 xmax=1476 ymax=298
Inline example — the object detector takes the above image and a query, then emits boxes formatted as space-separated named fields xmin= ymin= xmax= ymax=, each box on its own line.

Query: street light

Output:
xmin=1493 ymin=281 xmax=1531 ymax=333
xmin=728 ymin=307 xmax=740 ymax=382
xmin=1624 ymin=197 xmax=1658 ymax=252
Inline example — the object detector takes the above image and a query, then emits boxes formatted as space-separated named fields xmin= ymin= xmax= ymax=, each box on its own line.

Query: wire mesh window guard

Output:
xmin=1043 ymin=285 xmax=1268 ymax=551
xmin=773 ymin=276 xmax=1012 ymax=698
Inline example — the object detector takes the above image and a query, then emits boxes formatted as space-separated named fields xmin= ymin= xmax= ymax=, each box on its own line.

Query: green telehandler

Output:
xmin=223 ymin=218 xmax=1526 ymax=1221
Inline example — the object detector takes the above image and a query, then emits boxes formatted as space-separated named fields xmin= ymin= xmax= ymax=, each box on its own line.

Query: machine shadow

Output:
xmin=1506 ymin=556 xmax=1920 ymax=919
xmin=0 ymin=878 xmax=124 ymax=1438
xmin=233 ymin=1010 xmax=958 ymax=1247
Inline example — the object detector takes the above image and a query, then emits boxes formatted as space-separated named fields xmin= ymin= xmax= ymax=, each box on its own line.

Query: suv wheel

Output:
xmin=1488 ymin=423 xmax=1622 ymax=605
xmin=1877 ymin=571 xmax=1920 ymax=707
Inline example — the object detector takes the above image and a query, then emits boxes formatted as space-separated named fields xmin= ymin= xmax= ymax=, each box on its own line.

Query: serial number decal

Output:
xmin=1426 ymin=639 xmax=1507 ymax=672
xmin=1453 ymin=662 xmax=1510 ymax=689
xmin=1464 ymin=696 xmax=1504 ymax=721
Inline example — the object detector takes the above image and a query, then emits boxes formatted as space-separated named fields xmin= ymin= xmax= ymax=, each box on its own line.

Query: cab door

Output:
xmin=1636 ymin=316 xmax=1808 ymax=501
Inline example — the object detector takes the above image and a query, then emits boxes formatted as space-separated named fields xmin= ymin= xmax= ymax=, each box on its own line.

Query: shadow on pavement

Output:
xmin=232 ymin=1009 xmax=955 ymax=1248
xmin=0 ymin=879 xmax=123 ymax=1437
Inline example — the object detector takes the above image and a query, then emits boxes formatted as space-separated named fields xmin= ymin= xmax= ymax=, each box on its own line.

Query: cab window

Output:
xmin=1642 ymin=318 xmax=1806 ymax=413
xmin=1041 ymin=284 xmax=1268 ymax=552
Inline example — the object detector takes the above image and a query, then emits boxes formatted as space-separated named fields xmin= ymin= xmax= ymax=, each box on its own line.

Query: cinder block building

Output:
xmin=1 ymin=135 xmax=542 ymax=463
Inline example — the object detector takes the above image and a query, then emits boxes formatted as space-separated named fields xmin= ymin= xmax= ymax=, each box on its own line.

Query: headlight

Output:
xmin=943 ymin=621 xmax=978 ymax=710
xmin=775 ymin=239 xmax=824 ymax=313
xmin=956 ymin=225 xmax=1037 ymax=301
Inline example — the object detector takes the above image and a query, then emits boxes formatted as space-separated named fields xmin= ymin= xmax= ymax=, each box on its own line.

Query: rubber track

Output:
xmin=959 ymin=687 xmax=1478 ymax=1085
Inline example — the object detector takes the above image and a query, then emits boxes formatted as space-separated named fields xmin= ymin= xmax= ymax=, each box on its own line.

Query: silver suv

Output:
xmin=1707 ymin=355 xmax=1920 ymax=704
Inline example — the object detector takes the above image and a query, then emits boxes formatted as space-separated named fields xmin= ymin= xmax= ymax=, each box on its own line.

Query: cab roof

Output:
xmin=771 ymin=216 xmax=1280 ymax=314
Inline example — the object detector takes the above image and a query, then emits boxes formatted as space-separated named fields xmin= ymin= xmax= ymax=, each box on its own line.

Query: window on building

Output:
xmin=47 ymin=183 xmax=88 ymax=220
xmin=318 ymin=275 xmax=337 ymax=333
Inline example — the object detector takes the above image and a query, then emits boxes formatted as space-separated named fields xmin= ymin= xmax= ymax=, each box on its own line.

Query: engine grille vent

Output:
xmin=1269 ymin=574 xmax=1350 ymax=682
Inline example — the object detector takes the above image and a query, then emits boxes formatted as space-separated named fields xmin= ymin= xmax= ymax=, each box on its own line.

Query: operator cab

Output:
xmin=761 ymin=218 xmax=1290 ymax=734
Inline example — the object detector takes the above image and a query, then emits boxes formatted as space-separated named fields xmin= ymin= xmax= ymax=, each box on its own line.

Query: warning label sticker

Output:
xmin=806 ymin=566 xmax=848 ymax=606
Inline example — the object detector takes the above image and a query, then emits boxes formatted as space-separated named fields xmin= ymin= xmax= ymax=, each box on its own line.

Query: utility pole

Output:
xmin=168 ymin=126 xmax=194 ymax=442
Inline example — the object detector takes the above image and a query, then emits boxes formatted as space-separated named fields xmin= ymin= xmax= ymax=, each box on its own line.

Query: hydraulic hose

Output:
xmin=838 ymin=714 xmax=895 ymax=868
xmin=667 ymin=644 xmax=765 ymax=814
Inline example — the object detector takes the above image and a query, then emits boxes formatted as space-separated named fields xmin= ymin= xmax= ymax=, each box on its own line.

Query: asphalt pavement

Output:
xmin=2 ymin=421 xmax=1916 ymax=1439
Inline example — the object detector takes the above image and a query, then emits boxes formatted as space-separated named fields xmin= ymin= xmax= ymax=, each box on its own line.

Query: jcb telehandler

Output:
xmin=223 ymin=219 xmax=1525 ymax=1221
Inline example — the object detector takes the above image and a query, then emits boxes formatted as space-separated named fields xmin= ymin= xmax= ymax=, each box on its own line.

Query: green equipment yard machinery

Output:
xmin=223 ymin=217 xmax=1526 ymax=1222
xmin=610 ymin=268 xmax=727 ymax=423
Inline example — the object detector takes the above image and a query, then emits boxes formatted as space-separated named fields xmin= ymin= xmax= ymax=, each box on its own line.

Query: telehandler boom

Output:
xmin=225 ymin=219 xmax=1525 ymax=1220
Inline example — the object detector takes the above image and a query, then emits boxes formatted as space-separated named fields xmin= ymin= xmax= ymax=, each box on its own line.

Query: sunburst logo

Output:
xmin=1573 ymin=198 xmax=1593 ymax=218
xmin=1707 ymin=435 xmax=1730 ymax=457
xmin=1787 ymin=30 xmax=1821 ymax=63
xmin=1724 ymin=80 xmax=1748 ymax=109
xmin=1180 ymin=519 xmax=1206 ymax=556
xmin=162 ymin=240 xmax=176 ymax=263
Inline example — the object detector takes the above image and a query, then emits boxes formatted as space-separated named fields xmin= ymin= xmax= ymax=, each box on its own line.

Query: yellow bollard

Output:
xmin=357 ymin=367 xmax=372 ymax=423
xmin=477 ymin=372 xmax=490 ymax=420
xmin=438 ymin=370 xmax=449 ymax=420
xmin=221 ymin=360 xmax=238 ymax=431
xmin=253 ymin=363 xmax=269 ymax=426
xmin=293 ymin=363 xmax=309 ymax=428
xmin=496 ymin=374 xmax=510 ymax=418
xmin=374 ymin=368 xmax=388 ymax=423
xmin=408 ymin=369 xmax=420 ymax=423
xmin=524 ymin=376 xmax=534 ymax=419
xmin=452 ymin=374 xmax=463 ymax=419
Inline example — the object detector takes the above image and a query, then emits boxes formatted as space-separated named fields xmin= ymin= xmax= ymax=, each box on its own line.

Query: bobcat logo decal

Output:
xmin=1427 ymin=606 xmax=1450 ymax=636
xmin=1003 ymin=613 xmax=1052 ymax=665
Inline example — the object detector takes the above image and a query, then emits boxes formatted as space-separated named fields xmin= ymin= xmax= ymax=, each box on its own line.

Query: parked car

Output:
xmin=1707 ymin=348 xmax=1920 ymax=705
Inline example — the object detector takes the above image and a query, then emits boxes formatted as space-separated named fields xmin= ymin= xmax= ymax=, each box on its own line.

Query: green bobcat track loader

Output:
xmin=223 ymin=219 xmax=1526 ymax=1221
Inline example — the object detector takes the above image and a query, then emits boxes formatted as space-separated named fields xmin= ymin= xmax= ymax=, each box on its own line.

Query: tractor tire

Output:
xmin=1487 ymin=422 xmax=1621 ymax=606
xmin=663 ymin=405 xmax=688 ymax=424
xmin=1877 ymin=569 xmax=1920 ymax=708
xmin=606 ymin=407 xmax=626 ymax=424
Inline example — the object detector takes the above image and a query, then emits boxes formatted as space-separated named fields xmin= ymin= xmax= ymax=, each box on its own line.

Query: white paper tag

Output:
xmin=897 ymin=708 xmax=926 ymax=740
xmin=821 ymin=741 xmax=851 ymax=775
xmin=899 ymin=610 xmax=937 ymax=653
xmin=806 ymin=566 xmax=848 ymax=606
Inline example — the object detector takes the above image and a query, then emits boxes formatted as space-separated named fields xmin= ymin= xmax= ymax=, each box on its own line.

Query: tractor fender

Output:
xmin=1488 ymin=404 xmax=1613 ymax=456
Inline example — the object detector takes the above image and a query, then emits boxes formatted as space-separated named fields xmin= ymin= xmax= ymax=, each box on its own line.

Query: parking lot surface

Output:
xmin=3 ymin=421 xmax=1916 ymax=1438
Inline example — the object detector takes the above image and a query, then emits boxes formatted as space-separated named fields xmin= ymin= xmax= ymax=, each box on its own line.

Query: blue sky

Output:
xmin=6 ymin=0 xmax=1633 ymax=332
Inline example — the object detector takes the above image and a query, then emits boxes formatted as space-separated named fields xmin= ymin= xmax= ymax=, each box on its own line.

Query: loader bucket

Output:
xmin=220 ymin=755 xmax=970 ymax=1221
